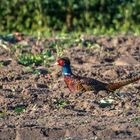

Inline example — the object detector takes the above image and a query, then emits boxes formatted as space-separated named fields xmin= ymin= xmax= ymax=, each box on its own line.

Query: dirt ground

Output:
xmin=0 ymin=34 xmax=140 ymax=140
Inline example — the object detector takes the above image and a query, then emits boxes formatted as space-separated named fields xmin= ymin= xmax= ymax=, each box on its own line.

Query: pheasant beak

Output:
xmin=53 ymin=61 xmax=59 ymax=65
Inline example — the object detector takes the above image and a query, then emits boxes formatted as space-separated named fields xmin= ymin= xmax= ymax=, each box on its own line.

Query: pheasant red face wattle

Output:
xmin=57 ymin=59 xmax=65 ymax=66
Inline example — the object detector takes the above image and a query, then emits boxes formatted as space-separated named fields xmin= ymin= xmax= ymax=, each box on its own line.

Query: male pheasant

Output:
xmin=55 ymin=57 xmax=140 ymax=93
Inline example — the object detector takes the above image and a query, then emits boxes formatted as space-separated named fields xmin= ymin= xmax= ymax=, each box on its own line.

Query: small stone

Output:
xmin=114 ymin=53 xmax=139 ymax=66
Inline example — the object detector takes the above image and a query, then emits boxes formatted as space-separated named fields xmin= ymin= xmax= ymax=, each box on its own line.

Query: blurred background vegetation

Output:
xmin=0 ymin=0 xmax=140 ymax=35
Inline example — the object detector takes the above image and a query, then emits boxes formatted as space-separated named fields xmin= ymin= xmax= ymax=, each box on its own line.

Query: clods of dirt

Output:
xmin=0 ymin=35 xmax=140 ymax=139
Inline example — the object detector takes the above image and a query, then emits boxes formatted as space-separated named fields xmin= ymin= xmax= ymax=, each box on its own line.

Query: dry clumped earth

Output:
xmin=0 ymin=34 xmax=140 ymax=140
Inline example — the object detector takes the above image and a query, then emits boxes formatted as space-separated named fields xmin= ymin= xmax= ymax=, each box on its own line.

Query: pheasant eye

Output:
xmin=58 ymin=59 xmax=65 ymax=66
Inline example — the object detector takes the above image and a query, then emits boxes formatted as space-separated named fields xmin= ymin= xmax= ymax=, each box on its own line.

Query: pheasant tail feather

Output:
xmin=106 ymin=75 xmax=140 ymax=91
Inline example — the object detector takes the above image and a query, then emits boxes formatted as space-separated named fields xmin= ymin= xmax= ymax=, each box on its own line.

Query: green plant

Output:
xmin=18 ymin=53 xmax=43 ymax=66
xmin=0 ymin=0 xmax=140 ymax=34
xmin=56 ymin=99 xmax=69 ymax=108
xmin=14 ymin=106 xmax=26 ymax=113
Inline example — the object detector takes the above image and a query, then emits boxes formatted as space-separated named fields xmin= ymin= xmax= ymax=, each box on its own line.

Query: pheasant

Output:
xmin=55 ymin=57 xmax=140 ymax=93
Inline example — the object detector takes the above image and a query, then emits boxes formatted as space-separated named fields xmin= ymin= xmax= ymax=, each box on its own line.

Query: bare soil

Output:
xmin=0 ymin=35 xmax=140 ymax=140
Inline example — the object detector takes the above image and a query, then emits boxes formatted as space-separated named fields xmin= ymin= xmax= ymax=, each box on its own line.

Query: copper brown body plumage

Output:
xmin=55 ymin=57 xmax=140 ymax=93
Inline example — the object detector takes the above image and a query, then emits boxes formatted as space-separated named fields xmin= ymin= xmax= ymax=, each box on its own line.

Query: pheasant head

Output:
xmin=55 ymin=57 xmax=72 ymax=76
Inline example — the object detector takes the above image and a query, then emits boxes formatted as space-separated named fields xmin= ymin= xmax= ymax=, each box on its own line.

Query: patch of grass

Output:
xmin=42 ymin=50 xmax=55 ymax=65
xmin=11 ymin=44 xmax=24 ymax=54
xmin=13 ymin=44 xmax=23 ymax=49
xmin=17 ymin=48 xmax=56 ymax=67
xmin=32 ymin=69 xmax=41 ymax=75
xmin=18 ymin=53 xmax=43 ymax=66
xmin=14 ymin=106 xmax=26 ymax=113
xmin=13 ymin=32 xmax=107 ymax=68
xmin=56 ymin=99 xmax=69 ymax=108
